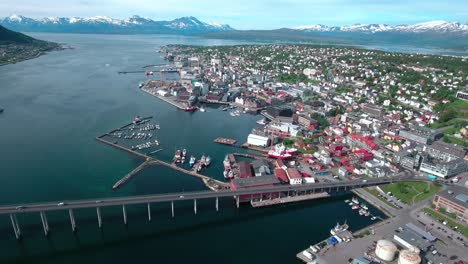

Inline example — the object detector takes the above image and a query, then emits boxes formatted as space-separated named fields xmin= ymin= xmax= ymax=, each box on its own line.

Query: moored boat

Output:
xmin=267 ymin=144 xmax=292 ymax=159
xmin=330 ymin=222 xmax=349 ymax=235
xmin=351 ymin=197 xmax=359 ymax=204
xmin=189 ymin=155 xmax=196 ymax=167
xmin=351 ymin=204 xmax=359 ymax=210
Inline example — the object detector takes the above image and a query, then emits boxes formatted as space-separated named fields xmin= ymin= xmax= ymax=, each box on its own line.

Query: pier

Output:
xmin=251 ymin=192 xmax=330 ymax=208
xmin=97 ymin=119 xmax=228 ymax=191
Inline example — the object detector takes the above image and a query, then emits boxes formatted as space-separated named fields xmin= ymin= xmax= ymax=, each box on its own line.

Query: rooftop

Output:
xmin=437 ymin=185 xmax=468 ymax=206
xmin=231 ymin=175 xmax=280 ymax=188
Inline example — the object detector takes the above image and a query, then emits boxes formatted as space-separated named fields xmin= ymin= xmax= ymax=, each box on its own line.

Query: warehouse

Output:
xmin=247 ymin=133 xmax=270 ymax=147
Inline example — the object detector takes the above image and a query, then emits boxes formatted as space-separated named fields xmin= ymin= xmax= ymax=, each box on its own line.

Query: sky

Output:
xmin=1 ymin=0 xmax=467 ymax=29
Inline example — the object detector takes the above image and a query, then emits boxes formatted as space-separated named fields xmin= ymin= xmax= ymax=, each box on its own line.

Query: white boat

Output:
xmin=182 ymin=149 xmax=187 ymax=158
xmin=257 ymin=118 xmax=267 ymax=125
xmin=371 ymin=216 xmax=377 ymax=221
xmin=204 ymin=156 xmax=211 ymax=166
xmin=223 ymin=155 xmax=231 ymax=170
xmin=352 ymin=197 xmax=359 ymax=204
xmin=348 ymin=202 xmax=354 ymax=206
xmin=223 ymin=170 xmax=229 ymax=179
xmin=199 ymin=105 xmax=206 ymax=112
xmin=344 ymin=200 xmax=350 ymax=203
xmin=361 ymin=204 xmax=369 ymax=210
xmin=330 ymin=222 xmax=349 ymax=235
xmin=189 ymin=155 xmax=196 ymax=167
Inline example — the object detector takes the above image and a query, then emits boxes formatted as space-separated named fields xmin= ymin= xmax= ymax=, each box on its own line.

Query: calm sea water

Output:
xmin=0 ymin=33 xmax=386 ymax=264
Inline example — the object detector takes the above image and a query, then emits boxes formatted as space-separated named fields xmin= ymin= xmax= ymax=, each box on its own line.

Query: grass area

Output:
xmin=365 ymin=188 xmax=399 ymax=209
xmin=443 ymin=135 xmax=468 ymax=147
xmin=382 ymin=181 xmax=441 ymax=205
xmin=422 ymin=208 xmax=468 ymax=238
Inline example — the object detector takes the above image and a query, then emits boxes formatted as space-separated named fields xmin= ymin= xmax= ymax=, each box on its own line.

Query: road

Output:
xmin=0 ymin=171 xmax=417 ymax=215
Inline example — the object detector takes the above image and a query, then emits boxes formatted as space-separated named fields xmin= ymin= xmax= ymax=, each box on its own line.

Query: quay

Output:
xmin=213 ymin=137 xmax=237 ymax=145
xmin=198 ymin=99 xmax=231 ymax=105
xmin=140 ymin=87 xmax=186 ymax=110
xmin=251 ymin=192 xmax=330 ymax=207
xmin=112 ymin=159 xmax=151 ymax=190
xmin=240 ymin=143 xmax=270 ymax=153
xmin=232 ymin=152 xmax=266 ymax=160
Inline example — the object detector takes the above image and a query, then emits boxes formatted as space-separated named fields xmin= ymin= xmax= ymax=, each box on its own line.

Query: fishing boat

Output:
xmin=223 ymin=170 xmax=229 ymax=179
xmin=200 ymin=155 xmax=206 ymax=166
xmin=204 ymin=156 xmax=211 ymax=166
xmin=223 ymin=155 xmax=231 ymax=170
xmin=330 ymin=222 xmax=349 ymax=235
xmin=189 ymin=155 xmax=196 ymax=168
xmin=173 ymin=149 xmax=181 ymax=163
xmin=228 ymin=170 xmax=234 ymax=179
xmin=351 ymin=197 xmax=359 ymax=204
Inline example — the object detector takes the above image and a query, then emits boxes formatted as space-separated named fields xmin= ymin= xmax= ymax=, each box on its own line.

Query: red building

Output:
xmin=238 ymin=161 xmax=253 ymax=178
xmin=274 ymin=168 xmax=289 ymax=183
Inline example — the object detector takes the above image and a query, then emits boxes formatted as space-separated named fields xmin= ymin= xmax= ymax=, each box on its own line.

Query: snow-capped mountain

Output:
xmin=0 ymin=15 xmax=234 ymax=34
xmin=293 ymin=20 xmax=468 ymax=34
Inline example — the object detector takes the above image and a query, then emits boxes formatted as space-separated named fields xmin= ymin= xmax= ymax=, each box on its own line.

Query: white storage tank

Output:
xmin=398 ymin=249 xmax=421 ymax=264
xmin=375 ymin=239 xmax=397 ymax=261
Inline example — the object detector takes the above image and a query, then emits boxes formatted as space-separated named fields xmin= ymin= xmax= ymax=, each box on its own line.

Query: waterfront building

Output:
xmin=393 ymin=224 xmax=434 ymax=252
xmin=238 ymin=161 xmax=253 ymax=178
xmin=286 ymin=168 xmax=302 ymax=185
xmin=230 ymin=175 xmax=280 ymax=202
xmin=274 ymin=168 xmax=289 ymax=183
xmin=433 ymin=186 xmax=468 ymax=223
xmin=419 ymin=157 xmax=467 ymax=178
xmin=251 ymin=159 xmax=271 ymax=177
xmin=247 ymin=134 xmax=270 ymax=147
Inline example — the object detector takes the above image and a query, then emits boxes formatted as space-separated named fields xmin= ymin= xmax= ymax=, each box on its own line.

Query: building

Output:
xmin=425 ymin=141 xmax=466 ymax=162
xmin=265 ymin=105 xmax=294 ymax=119
xmin=419 ymin=157 xmax=468 ymax=178
xmin=274 ymin=168 xmax=289 ymax=183
xmin=230 ymin=175 xmax=280 ymax=202
xmin=238 ymin=161 xmax=253 ymax=178
xmin=456 ymin=90 xmax=468 ymax=101
xmin=251 ymin=159 xmax=271 ymax=177
xmin=399 ymin=126 xmax=441 ymax=145
xmin=433 ymin=186 xmax=468 ymax=223
xmin=362 ymin=104 xmax=384 ymax=117
xmin=247 ymin=134 xmax=270 ymax=147
xmin=297 ymin=114 xmax=317 ymax=129
xmin=286 ymin=168 xmax=302 ymax=185
xmin=393 ymin=223 xmax=435 ymax=252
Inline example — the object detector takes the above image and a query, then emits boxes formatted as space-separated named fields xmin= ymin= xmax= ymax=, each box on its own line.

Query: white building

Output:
xmin=247 ymin=134 xmax=270 ymax=147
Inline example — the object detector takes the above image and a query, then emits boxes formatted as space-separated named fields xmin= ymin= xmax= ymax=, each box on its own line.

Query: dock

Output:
xmin=241 ymin=143 xmax=270 ymax=153
xmin=214 ymin=137 xmax=237 ymax=145
xmin=140 ymin=87 xmax=187 ymax=110
xmin=251 ymin=192 xmax=330 ymax=207
xmin=97 ymin=119 xmax=229 ymax=191
xmin=112 ymin=159 xmax=151 ymax=190
xmin=232 ymin=152 xmax=266 ymax=160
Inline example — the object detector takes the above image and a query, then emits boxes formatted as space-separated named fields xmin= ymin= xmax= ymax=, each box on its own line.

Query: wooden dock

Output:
xmin=112 ymin=159 xmax=151 ymax=190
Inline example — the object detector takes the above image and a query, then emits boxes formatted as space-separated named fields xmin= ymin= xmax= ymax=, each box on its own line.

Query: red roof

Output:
xmin=286 ymin=168 xmax=302 ymax=180
xmin=238 ymin=161 xmax=253 ymax=178
xmin=274 ymin=168 xmax=289 ymax=183
xmin=275 ymin=159 xmax=285 ymax=168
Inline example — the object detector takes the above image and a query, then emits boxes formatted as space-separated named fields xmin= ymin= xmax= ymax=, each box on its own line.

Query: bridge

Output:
xmin=0 ymin=171 xmax=423 ymax=240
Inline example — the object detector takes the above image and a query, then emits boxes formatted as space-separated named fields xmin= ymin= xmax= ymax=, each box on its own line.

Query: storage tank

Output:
xmin=398 ymin=249 xmax=421 ymax=264
xmin=375 ymin=239 xmax=397 ymax=261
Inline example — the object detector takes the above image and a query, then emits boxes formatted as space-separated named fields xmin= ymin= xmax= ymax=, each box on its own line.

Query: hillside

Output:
xmin=0 ymin=25 xmax=60 ymax=65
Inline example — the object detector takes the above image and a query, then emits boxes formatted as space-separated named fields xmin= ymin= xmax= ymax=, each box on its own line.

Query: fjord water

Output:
xmin=0 ymin=33 xmax=384 ymax=263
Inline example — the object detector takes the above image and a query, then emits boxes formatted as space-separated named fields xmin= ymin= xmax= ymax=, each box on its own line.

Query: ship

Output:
xmin=351 ymin=197 xmax=359 ymax=204
xmin=267 ymin=144 xmax=292 ymax=159
xmin=351 ymin=204 xmax=359 ymax=210
xmin=189 ymin=155 xmax=196 ymax=168
xmin=286 ymin=147 xmax=297 ymax=154
xmin=132 ymin=115 xmax=142 ymax=124
xmin=199 ymin=105 xmax=206 ymax=112
xmin=361 ymin=204 xmax=369 ymax=210
xmin=223 ymin=155 xmax=231 ymax=170
xmin=173 ymin=149 xmax=181 ymax=163
xmin=204 ymin=156 xmax=211 ymax=166
xmin=200 ymin=155 xmax=206 ymax=166
xmin=330 ymin=222 xmax=349 ymax=236
xmin=182 ymin=149 xmax=187 ymax=158
xmin=223 ymin=170 xmax=229 ymax=179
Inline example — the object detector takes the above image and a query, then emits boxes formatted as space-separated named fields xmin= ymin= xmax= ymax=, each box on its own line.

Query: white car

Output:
xmin=179 ymin=195 xmax=185 ymax=198
xmin=57 ymin=202 xmax=66 ymax=206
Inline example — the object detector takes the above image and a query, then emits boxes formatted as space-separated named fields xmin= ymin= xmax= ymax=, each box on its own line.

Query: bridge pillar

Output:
xmin=194 ymin=199 xmax=197 ymax=215
xmin=147 ymin=203 xmax=151 ymax=222
xmin=96 ymin=207 xmax=102 ymax=228
xmin=260 ymin=193 xmax=263 ymax=202
xmin=171 ymin=201 xmax=174 ymax=218
xmin=122 ymin=205 xmax=127 ymax=225
xmin=9 ymin=214 xmax=21 ymax=239
xmin=236 ymin=196 xmax=240 ymax=208
xmin=69 ymin=209 xmax=76 ymax=232
xmin=215 ymin=197 xmax=219 ymax=212
xmin=40 ymin=211 xmax=49 ymax=236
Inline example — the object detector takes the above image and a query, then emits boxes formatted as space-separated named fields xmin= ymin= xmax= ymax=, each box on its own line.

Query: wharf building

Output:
xmin=433 ymin=186 xmax=468 ymax=223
